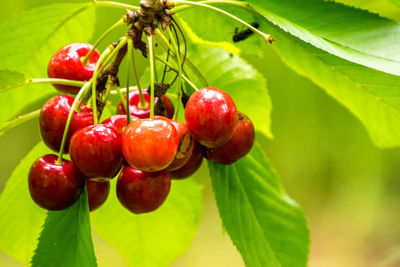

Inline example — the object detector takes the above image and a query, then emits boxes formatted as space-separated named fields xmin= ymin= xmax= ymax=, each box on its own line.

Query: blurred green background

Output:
xmin=1 ymin=0 xmax=400 ymax=266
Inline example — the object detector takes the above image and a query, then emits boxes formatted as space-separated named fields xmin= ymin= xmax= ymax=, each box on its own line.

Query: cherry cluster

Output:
xmin=29 ymin=41 xmax=254 ymax=214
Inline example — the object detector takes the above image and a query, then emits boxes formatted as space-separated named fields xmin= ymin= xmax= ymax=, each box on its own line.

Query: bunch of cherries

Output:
xmin=28 ymin=42 xmax=255 ymax=214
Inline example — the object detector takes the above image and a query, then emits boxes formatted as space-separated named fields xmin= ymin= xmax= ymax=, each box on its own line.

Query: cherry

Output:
xmin=170 ymin=142 xmax=203 ymax=179
xmin=116 ymin=89 xmax=174 ymax=119
xmin=167 ymin=120 xmax=194 ymax=171
xmin=122 ymin=117 xmax=179 ymax=172
xmin=39 ymin=95 xmax=93 ymax=153
xmin=28 ymin=154 xmax=84 ymax=210
xmin=47 ymin=43 xmax=100 ymax=94
xmin=102 ymin=114 xmax=139 ymax=135
xmin=69 ymin=124 xmax=123 ymax=179
xmin=185 ymin=87 xmax=238 ymax=148
xmin=116 ymin=166 xmax=171 ymax=214
xmin=86 ymin=180 xmax=110 ymax=212
xmin=203 ymin=112 xmax=255 ymax=164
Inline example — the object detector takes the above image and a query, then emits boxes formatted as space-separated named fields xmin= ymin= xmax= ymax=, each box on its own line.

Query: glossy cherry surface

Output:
xmin=69 ymin=124 xmax=123 ymax=179
xmin=170 ymin=142 xmax=203 ymax=179
xmin=40 ymin=95 xmax=93 ymax=153
xmin=101 ymin=114 xmax=139 ymax=135
xmin=117 ymin=166 xmax=171 ymax=214
xmin=28 ymin=154 xmax=84 ymax=210
xmin=47 ymin=43 xmax=100 ymax=94
xmin=116 ymin=89 xmax=174 ymax=119
xmin=167 ymin=120 xmax=194 ymax=171
xmin=122 ymin=118 xmax=179 ymax=172
xmin=87 ymin=180 xmax=110 ymax=212
xmin=204 ymin=112 xmax=255 ymax=164
xmin=185 ymin=87 xmax=238 ymax=148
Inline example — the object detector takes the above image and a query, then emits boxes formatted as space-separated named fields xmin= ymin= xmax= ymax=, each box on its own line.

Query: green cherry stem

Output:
xmin=81 ymin=18 xmax=125 ymax=65
xmin=91 ymin=0 xmax=140 ymax=11
xmin=167 ymin=27 xmax=183 ymax=120
xmin=0 ymin=109 xmax=40 ymax=136
xmin=110 ymin=86 xmax=138 ymax=95
xmin=173 ymin=0 xmax=273 ymax=43
xmin=155 ymin=28 xmax=208 ymax=87
xmin=130 ymin=41 xmax=147 ymax=110
xmin=0 ymin=78 xmax=85 ymax=94
xmin=147 ymin=35 xmax=156 ymax=119
xmin=91 ymin=46 xmax=113 ymax=124
xmin=57 ymin=82 xmax=91 ymax=164
xmin=97 ymin=36 xmax=128 ymax=75
xmin=126 ymin=38 xmax=134 ymax=124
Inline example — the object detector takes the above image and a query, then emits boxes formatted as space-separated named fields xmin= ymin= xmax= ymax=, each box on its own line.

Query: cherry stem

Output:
xmin=147 ymin=35 xmax=156 ymax=119
xmin=155 ymin=29 xmax=208 ymax=87
xmin=115 ymin=86 xmax=127 ymax=106
xmin=91 ymin=0 xmax=140 ymax=11
xmin=126 ymin=38 xmax=134 ymax=124
xmin=91 ymin=46 xmax=113 ymax=124
xmin=109 ymin=86 xmax=138 ymax=95
xmin=173 ymin=0 xmax=274 ymax=43
xmin=97 ymin=37 xmax=128 ymax=75
xmin=0 ymin=109 xmax=40 ymax=135
xmin=0 ymin=78 xmax=85 ymax=94
xmin=152 ymin=38 xmax=159 ymax=82
xmin=130 ymin=41 xmax=147 ymax=110
xmin=57 ymin=82 xmax=91 ymax=165
xmin=81 ymin=18 xmax=125 ymax=65
xmin=98 ymin=78 xmax=115 ymax=121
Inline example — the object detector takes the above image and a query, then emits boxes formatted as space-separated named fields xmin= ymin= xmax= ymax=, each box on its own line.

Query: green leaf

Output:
xmin=31 ymin=189 xmax=97 ymax=267
xmin=209 ymin=144 xmax=309 ymax=267
xmin=92 ymin=178 xmax=203 ymax=267
xmin=0 ymin=3 xmax=95 ymax=123
xmin=179 ymin=2 xmax=400 ymax=147
xmin=0 ymin=110 xmax=40 ymax=138
xmin=246 ymin=0 xmax=400 ymax=76
xmin=0 ymin=143 xmax=47 ymax=264
xmin=0 ymin=69 xmax=25 ymax=92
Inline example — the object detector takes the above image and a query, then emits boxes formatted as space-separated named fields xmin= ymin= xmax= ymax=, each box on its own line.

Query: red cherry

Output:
xmin=101 ymin=114 xmax=140 ymax=135
xmin=185 ymin=87 xmax=238 ymax=148
xmin=86 ymin=180 xmax=110 ymax=212
xmin=47 ymin=43 xmax=100 ymax=94
xmin=170 ymin=142 xmax=203 ymax=179
xmin=116 ymin=89 xmax=174 ymax=119
xmin=122 ymin=118 xmax=179 ymax=172
xmin=39 ymin=95 xmax=93 ymax=153
xmin=167 ymin=120 xmax=195 ymax=171
xmin=204 ymin=112 xmax=255 ymax=164
xmin=116 ymin=166 xmax=171 ymax=214
xmin=28 ymin=154 xmax=84 ymax=210
xmin=69 ymin=124 xmax=123 ymax=179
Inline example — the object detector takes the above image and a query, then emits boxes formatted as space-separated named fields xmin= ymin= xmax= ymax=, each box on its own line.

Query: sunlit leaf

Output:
xmin=209 ymin=144 xmax=309 ymax=267
xmin=31 ymin=189 xmax=97 ymax=267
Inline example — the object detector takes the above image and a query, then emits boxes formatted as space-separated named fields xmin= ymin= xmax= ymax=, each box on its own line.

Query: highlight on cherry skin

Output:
xmin=122 ymin=117 xmax=179 ymax=172
xmin=69 ymin=124 xmax=123 ymax=180
xmin=185 ymin=87 xmax=238 ymax=148
xmin=28 ymin=154 xmax=85 ymax=211
xmin=47 ymin=43 xmax=100 ymax=94
xmin=39 ymin=95 xmax=93 ymax=153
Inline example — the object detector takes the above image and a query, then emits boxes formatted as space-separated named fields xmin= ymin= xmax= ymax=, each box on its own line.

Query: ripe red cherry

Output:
xmin=69 ymin=124 xmax=123 ymax=179
xmin=86 ymin=180 xmax=110 ymax=212
xmin=101 ymin=114 xmax=140 ymax=135
xmin=116 ymin=89 xmax=174 ymax=119
xmin=116 ymin=166 xmax=171 ymax=214
xmin=167 ymin=120 xmax=194 ymax=171
xmin=47 ymin=43 xmax=100 ymax=94
xmin=204 ymin=112 xmax=255 ymax=164
xmin=122 ymin=118 xmax=179 ymax=172
xmin=40 ymin=95 xmax=93 ymax=153
xmin=28 ymin=154 xmax=84 ymax=210
xmin=185 ymin=87 xmax=238 ymax=148
xmin=170 ymin=142 xmax=203 ymax=179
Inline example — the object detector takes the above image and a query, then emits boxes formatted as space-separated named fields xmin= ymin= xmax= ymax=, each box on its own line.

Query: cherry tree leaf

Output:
xmin=0 ymin=143 xmax=47 ymax=264
xmin=0 ymin=3 xmax=95 ymax=123
xmin=209 ymin=144 xmax=309 ymax=267
xmin=31 ymin=189 xmax=97 ymax=267
xmin=91 ymin=178 xmax=203 ymax=267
